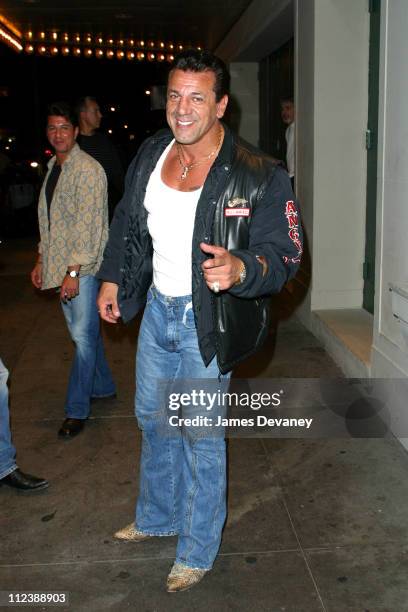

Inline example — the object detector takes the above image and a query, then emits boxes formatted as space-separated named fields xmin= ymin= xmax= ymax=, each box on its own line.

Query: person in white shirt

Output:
xmin=280 ymin=96 xmax=295 ymax=189
xmin=98 ymin=51 xmax=301 ymax=594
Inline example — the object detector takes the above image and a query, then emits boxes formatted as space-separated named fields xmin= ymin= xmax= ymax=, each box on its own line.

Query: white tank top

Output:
xmin=144 ymin=140 xmax=203 ymax=296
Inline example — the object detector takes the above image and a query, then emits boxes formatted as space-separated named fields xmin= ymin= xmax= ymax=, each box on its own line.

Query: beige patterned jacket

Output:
xmin=38 ymin=144 xmax=109 ymax=289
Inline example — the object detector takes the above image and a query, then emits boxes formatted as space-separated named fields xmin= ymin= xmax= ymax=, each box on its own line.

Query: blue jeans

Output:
xmin=61 ymin=275 xmax=116 ymax=419
xmin=0 ymin=359 xmax=17 ymax=479
xmin=134 ymin=286 xmax=231 ymax=570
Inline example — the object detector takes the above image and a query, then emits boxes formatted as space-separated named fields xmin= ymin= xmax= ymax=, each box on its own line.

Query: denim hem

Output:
xmin=64 ymin=414 xmax=88 ymax=420
xmin=174 ymin=558 xmax=212 ymax=571
xmin=0 ymin=465 xmax=18 ymax=481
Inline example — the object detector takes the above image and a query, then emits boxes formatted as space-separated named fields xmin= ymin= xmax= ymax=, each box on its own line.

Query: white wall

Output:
xmin=296 ymin=0 xmax=369 ymax=312
xmin=229 ymin=63 xmax=259 ymax=146
xmin=372 ymin=0 xmax=408 ymax=378
xmin=218 ymin=0 xmax=370 ymax=321
xmin=313 ymin=0 xmax=369 ymax=310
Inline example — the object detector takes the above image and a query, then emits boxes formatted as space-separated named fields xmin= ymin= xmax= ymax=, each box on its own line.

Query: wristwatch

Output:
xmin=66 ymin=270 xmax=79 ymax=278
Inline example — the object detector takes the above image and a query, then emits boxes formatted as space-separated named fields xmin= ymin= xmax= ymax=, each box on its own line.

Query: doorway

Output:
xmin=363 ymin=0 xmax=381 ymax=314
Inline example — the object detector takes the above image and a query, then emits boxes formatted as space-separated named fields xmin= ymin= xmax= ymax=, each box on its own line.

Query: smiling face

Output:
xmin=46 ymin=115 xmax=78 ymax=162
xmin=166 ymin=69 xmax=228 ymax=147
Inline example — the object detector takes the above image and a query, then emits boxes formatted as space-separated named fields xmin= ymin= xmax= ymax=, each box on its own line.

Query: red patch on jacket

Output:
xmin=284 ymin=201 xmax=302 ymax=264
xmin=224 ymin=208 xmax=250 ymax=217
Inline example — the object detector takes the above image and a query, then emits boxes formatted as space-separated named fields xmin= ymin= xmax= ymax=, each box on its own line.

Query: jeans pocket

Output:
xmin=182 ymin=302 xmax=195 ymax=329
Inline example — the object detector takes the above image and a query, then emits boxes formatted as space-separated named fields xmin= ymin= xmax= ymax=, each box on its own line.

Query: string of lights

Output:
xmin=23 ymin=31 xmax=202 ymax=61
xmin=0 ymin=18 xmax=202 ymax=61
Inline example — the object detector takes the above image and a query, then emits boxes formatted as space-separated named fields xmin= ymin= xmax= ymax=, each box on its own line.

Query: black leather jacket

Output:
xmin=98 ymin=125 xmax=302 ymax=373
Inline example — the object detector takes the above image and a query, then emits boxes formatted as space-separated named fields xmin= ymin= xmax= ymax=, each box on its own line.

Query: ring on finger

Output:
xmin=211 ymin=280 xmax=220 ymax=293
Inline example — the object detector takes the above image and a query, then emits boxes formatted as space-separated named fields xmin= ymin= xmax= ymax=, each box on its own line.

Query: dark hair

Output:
xmin=75 ymin=96 xmax=98 ymax=117
xmin=280 ymin=95 xmax=294 ymax=105
xmin=47 ymin=101 xmax=77 ymax=126
xmin=170 ymin=49 xmax=230 ymax=101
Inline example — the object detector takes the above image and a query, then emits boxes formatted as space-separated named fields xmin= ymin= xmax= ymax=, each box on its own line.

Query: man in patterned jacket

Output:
xmin=31 ymin=102 xmax=115 ymax=439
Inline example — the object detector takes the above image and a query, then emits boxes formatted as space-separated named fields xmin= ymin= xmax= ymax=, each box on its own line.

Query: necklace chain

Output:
xmin=176 ymin=127 xmax=223 ymax=180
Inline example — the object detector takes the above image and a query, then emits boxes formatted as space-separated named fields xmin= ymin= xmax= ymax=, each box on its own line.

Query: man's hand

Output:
xmin=60 ymin=275 xmax=79 ymax=302
xmin=200 ymin=242 xmax=243 ymax=291
xmin=31 ymin=262 xmax=43 ymax=289
xmin=97 ymin=282 xmax=121 ymax=323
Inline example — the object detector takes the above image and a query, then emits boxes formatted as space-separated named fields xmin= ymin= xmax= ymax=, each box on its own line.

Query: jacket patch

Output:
xmin=227 ymin=197 xmax=248 ymax=208
xmin=225 ymin=208 xmax=250 ymax=217
xmin=283 ymin=200 xmax=302 ymax=264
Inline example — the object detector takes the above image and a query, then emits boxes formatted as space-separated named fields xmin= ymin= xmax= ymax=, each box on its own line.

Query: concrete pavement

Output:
xmin=1 ymin=238 xmax=408 ymax=612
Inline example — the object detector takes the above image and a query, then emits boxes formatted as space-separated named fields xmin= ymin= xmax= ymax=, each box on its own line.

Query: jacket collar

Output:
xmin=47 ymin=142 xmax=81 ymax=170
xmin=215 ymin=122 xmax=234 ymax=166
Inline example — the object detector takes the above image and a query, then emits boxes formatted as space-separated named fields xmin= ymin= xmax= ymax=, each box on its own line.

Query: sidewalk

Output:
xmin=1 ymin=239 xmax=408 ymax=612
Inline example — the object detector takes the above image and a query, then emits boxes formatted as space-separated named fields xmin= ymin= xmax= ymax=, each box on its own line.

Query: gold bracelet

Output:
xmin=235 ymin=260 xmax=246 ymax=285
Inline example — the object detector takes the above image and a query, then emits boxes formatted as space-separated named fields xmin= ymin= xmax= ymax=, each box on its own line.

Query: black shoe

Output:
xmin=90 ymin=393 xmax=117 ymax=404
xmin=0 ymin=468 xmax=49 ymax=492
xmin=58 ymin=418 xmax=85 ymax=439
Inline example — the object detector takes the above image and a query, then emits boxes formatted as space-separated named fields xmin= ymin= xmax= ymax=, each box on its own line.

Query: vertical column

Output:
xmin=296 ymin=0 xmax=369 ymax=312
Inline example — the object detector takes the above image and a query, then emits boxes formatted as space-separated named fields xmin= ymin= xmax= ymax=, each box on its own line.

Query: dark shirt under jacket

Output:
xmin=45 ymin=163 xmax=61 ymax=228
xmin=77 ymin=132 xmax=125 ymax=222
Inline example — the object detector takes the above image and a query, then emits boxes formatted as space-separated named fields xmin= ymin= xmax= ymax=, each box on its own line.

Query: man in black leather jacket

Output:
xmin=97 ymin=50 xmax=302 ymax=592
